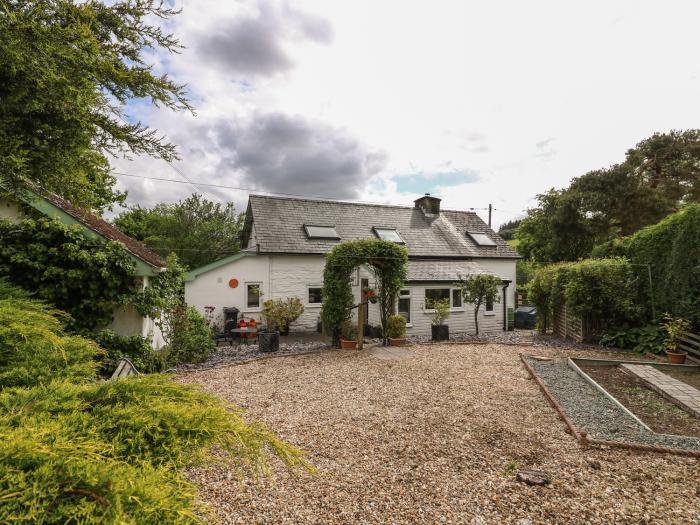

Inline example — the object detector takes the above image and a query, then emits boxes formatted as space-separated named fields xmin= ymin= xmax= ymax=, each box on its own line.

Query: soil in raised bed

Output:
xmin=654 ymin=366 xmax=700 ymax=390
xmin=579 ymin=364 xmax=700 ymax=438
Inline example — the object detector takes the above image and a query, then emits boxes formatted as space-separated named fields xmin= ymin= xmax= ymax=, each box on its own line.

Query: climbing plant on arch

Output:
xmin=321 ymin=239 xmax=408 ymax=347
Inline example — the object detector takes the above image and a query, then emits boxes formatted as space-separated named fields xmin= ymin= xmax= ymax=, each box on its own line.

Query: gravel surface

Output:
xmin=527 ymin=358 xmax=700 ymax=452
xmin=173 ymin=341 xmax=329 ymax=371
xmin=179 ymin=344 xmax=699 ymax=524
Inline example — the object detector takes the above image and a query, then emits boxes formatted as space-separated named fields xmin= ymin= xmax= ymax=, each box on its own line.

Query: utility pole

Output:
xmin=488 ymin=203 xmax=492 ymax=228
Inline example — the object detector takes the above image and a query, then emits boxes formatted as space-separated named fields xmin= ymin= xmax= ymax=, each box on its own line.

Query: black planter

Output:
xmin=258 ymin=331 xmax=280 ymax=352
xmin=431 ymin=324 xmax=449 ymax=341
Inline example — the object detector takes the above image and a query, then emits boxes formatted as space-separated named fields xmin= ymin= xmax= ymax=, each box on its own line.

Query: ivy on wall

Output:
xmin=321 ymin=239 xmax=408 ymax=346
xmin=0 ymin=217 xmax=138 ymax=331
xmin=0 ymin=218 xmax=186 ymax=333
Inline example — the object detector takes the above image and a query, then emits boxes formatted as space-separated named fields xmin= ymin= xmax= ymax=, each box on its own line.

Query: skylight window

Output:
xmin=373 ymin=227 xmax=404 ymax=243
xmin=467 ymin=232 xmax=497 ymax=246
xmin=304 ymin=225 xmax=340 ymax=239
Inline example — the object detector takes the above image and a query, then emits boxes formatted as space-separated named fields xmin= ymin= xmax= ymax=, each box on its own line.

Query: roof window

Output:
xmin=373 ymin=227 xmax=404 ymax=243
xmin=304 ymin=225 xmax=340 ymax=240
xmin=467 ymin=232 xmax=496 ymax=246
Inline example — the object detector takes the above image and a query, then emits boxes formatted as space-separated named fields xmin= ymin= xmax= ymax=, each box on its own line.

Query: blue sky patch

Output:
xmin=394 ymin=170 xmax=480 ymax=194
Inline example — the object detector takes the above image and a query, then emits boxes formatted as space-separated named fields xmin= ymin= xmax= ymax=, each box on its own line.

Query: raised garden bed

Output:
xmin=525 ymin=356 xmax=700 ymax=453
xmin=578 ymin=362 xmax=700 ymax=438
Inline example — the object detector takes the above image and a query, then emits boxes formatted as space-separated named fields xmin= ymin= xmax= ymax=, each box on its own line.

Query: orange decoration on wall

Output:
xmin=228 ymin=278 xmax=239 ymax=288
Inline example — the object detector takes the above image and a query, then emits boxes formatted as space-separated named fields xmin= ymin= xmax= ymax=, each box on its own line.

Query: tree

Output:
xmin=497 ymin=219 xmax=521 ymax=241
xmin=517 ymin=131 xmax=700 ymax=264
xmin=456 ymin=274 xmax=501 ymax=335
xmin=517 ymin=190 xmax=599 ymax=263
xmin=0 ymin=0 xmax=191 ymax=210
xmin=114 ymin=194 xmax=245 ymax=269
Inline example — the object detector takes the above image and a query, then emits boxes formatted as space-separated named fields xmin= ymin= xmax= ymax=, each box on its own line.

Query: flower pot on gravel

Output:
xmin=431 ymin=325 xmax=449 ymax=341
xmin=666 ymin=350 xmax=687 ymax=364
xmin=389 ymin=338 xmax=407 ymax=347
xmin=258 ymin=331 xmax=280 ymax=353
xmin=340 ymin=338 xmax=357 ymax=350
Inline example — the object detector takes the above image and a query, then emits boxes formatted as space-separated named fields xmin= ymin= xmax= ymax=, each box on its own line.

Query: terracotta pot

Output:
xmin=340 ymin=339 xmax=357 ymax=349
xmin=389 ymin=338 xmax=407 ymax=347
xmin=667 ymin=351 xmax=687 ymax=364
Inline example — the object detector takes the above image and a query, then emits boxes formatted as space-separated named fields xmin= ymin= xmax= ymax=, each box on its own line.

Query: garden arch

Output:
xmin=321 ymin=239 xmax=408 ymax=346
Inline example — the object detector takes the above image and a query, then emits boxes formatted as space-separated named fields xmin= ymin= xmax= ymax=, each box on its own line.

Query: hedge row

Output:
xmin=529 ymin=258 xmax=639 ymax=331
xmin=593 ymin=204 xmax=700 ymax=329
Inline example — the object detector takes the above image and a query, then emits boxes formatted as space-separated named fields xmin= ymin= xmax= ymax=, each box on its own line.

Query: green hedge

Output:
xmin=592 ymin=204 xmax=700 ymax=329
xmin=529 ymin=258 xmax=639 ymax=332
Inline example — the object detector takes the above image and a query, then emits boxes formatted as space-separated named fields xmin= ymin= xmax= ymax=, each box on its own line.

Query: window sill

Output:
xmin=306 ymin=303 xmax=322 ymax=308
xmin=484 ymin=312 xmax=496 ymax=316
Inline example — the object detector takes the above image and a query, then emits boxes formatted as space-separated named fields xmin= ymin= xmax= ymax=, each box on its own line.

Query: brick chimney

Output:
xmin=414 ymin=193 xmax=441 ymax=217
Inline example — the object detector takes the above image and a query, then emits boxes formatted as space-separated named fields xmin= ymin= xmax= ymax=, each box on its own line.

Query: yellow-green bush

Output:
xmin=0 ymin=377 xmax=312 ymax=523
xmin=0 ymin=287 xmax=313 ymax=523
xmin=0 ymin=298 xmax=100 ymax=387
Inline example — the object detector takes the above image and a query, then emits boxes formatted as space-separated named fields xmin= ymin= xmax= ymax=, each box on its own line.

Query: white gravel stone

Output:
xmin=178 ymin=343 xmax=700 ymax=524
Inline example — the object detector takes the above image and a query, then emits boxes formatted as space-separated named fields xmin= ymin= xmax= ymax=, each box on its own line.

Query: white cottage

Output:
xmin=185 ymin=194 xmax=519 ymax=336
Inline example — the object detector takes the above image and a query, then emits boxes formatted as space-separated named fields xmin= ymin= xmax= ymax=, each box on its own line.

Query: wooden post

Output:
xmin=357 ymin=301 xmax=365 ymax=350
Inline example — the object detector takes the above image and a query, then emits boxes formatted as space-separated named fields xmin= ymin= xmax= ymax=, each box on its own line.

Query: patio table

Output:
xmin=230 ymin=327 xmax=258 ymax=345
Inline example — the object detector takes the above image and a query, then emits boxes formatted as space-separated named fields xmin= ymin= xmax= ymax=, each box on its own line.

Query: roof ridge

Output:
xmin=249 ymin=193 xmax=479 ymax=215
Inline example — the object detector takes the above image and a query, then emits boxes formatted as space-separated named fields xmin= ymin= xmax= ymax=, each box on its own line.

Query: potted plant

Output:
xmin=260 ymin=300 xmax=282 ymax=352
xmin=387 ymin=314 xmax=407 ymax=346
xmin=428 ymin=298 xmax=450 ymax=341
xmin=663 ymin=313 xmax=691 ymax=364
xmin=340 ymin=319 xmax=358 ymax=349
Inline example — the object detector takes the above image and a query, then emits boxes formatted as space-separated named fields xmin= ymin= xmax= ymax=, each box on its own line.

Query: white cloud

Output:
xmin=112 ymin=0 xmax=700 ymax=227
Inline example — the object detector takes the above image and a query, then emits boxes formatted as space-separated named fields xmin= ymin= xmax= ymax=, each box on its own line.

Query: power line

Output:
xmin=111 ymin=170 xmax=497 ymax=210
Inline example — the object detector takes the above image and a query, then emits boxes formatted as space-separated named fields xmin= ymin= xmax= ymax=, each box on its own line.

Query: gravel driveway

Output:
xmin=179 ymin=344 xmax=699 ymax=525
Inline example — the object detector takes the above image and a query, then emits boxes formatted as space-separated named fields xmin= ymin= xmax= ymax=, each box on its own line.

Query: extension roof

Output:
xmin=6 ymin=188 xmax=167 ymax=274
xmin=406 ymin=260 xmax=505 ymax=282
xmin=241 ymin=195 xmax=519 ymax=259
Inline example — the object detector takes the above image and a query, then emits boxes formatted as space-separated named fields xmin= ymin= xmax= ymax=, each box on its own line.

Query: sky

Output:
xmin=112 ymin=0 xmax=700 ymax=227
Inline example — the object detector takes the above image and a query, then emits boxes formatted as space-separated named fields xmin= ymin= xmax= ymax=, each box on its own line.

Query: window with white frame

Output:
xmin=246 ymin=283 xmax=262 ymax=309
xmin=425 ymin=288 xmax=464 ymax=310
xmin=398 ymin=289 xmax=411 ymax=324
xmin=452 ymin=289 xmax=462 ymax=308
xmin=308 ymin=286 xmax=323 ymax=305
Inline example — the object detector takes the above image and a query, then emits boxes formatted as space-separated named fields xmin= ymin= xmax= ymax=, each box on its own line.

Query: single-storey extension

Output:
xmin=1 ymin=190 xmax=167 ymax=348
xmin=185 ymin=194 xmax=519 ymax=337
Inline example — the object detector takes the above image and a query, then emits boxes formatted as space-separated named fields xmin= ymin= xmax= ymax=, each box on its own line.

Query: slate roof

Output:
xmin=243 ymin=195 xmax=519 ymax=259
xmin=40 ymin=191 xmax=166 ymax=268
xmin=407 ymin=260 xmax=505 ymax=281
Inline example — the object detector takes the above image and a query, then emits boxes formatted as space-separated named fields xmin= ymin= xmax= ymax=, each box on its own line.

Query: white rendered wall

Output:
xmin=184 ymin=253 xmax=515 ymax=336
xmin=477 ymin=259 xmax=517 ymax=307
xmin=0 ymin=198 xmax=22 ymax=221
xmin=184 ymin=254 xmax=272 ymax=328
